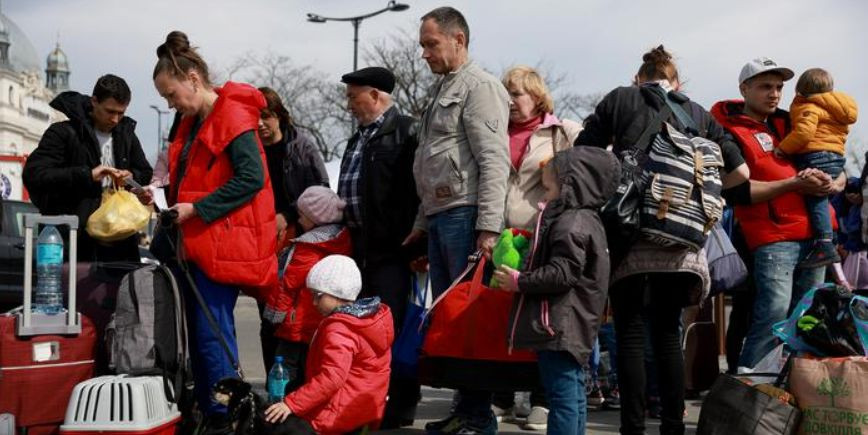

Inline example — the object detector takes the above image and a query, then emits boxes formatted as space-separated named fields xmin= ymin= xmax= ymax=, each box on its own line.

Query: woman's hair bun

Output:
xmin=156 ymin=31 xmax=190 ymax=59
xmin=642 ymin=45 xmax=672 ymax=64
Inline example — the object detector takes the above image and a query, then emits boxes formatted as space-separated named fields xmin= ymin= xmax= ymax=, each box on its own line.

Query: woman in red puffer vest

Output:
xmin=151 ymin=30 xmax=276 ymax=426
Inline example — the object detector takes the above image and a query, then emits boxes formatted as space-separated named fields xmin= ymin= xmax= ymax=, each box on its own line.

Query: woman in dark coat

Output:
xmin=256 ymin=87 xmax=329 ymax=374
xmin=574 ymin=46 xmax=748 ymax=435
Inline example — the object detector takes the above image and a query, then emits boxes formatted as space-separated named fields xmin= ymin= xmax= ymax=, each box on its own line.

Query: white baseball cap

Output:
xmin=738 ymin=57 xmax=794 ymax=84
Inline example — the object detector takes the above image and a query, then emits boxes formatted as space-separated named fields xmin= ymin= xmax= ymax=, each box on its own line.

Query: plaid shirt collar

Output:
xmin=357 ymin=113 xmax=386 ymax=140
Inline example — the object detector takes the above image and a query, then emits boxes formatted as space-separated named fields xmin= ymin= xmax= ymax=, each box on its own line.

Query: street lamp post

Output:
xmin=148 ymin=105 xmax=170 ymax=156
xmin=307 ymin=0 xmax=410 ymax=72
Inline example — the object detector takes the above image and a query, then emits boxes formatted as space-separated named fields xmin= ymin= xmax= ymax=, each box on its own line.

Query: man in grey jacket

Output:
xmin=403 ymin=6 xmax=509 ymax=435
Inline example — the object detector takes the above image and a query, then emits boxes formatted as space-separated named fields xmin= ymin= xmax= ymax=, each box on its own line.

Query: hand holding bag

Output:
xmin=86 ymin=183 xmax=151 ymax=242
xmin=419 ymin=254 xmax=538 ymax=392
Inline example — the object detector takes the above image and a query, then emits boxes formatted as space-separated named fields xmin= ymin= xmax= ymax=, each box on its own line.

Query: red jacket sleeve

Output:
xmin=284 ymin=322 xmax=356 ymax=414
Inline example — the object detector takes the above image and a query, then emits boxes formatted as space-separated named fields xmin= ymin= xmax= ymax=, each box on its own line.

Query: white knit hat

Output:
xmin=306 ymin=255 xmax=362 ymax=301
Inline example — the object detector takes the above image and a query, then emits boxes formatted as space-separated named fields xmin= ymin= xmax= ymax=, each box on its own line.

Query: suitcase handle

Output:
xmin=17 ymin=213 xmax=81 ymax=336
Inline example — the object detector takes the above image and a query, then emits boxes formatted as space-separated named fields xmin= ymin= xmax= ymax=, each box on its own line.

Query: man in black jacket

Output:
xmin=23 ymin=74 xmax=152 ymax=262
xmin=338 ymin=66 xmax=424 ymax=429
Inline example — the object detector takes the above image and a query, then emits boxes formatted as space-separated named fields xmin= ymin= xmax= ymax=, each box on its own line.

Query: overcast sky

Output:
xmin=5 ymin=0 xmax=866 ymax=165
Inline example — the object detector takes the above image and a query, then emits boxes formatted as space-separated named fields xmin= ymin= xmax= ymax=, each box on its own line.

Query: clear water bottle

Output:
xmin=33 ymin=225 xmax=64 ymax=314
xmin=267 ymin=356 xmax=290 ymax=403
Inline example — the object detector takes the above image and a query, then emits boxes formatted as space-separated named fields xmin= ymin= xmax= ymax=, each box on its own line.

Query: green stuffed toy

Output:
xmin=490 ymin=228 xmax=532 ymax=288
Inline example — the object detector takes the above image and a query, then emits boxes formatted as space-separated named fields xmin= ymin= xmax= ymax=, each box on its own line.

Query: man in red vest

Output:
xmin=711 ymin=57 xmax=845 ymax=370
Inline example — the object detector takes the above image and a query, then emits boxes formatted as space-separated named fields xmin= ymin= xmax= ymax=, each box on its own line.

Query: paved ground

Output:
xmin=234 ymin=296 xmax=701 ymax=434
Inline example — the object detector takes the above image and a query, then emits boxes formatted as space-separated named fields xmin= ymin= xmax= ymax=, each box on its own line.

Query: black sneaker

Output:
xmin=425 ymin=414 xmax=497 ymax=435
xmin=587 ymin=384 xmax=605 ymax=407
xmin=425 ymin=415 xmax=459 ymax=433
xmin=647 ymin=396 xmax=662 ymax=419
xmin=602 ymin=386 xmax=621 ymax=410
xmin=799 ymin=240 xmax=840 ymax=269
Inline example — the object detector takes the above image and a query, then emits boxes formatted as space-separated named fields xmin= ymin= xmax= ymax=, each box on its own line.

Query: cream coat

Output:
xmin=505 ymin=115 xmax=582 ymax=231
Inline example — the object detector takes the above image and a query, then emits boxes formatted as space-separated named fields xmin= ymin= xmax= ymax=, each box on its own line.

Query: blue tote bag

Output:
xmin=392 ymin=272 xmax=430 ymax=379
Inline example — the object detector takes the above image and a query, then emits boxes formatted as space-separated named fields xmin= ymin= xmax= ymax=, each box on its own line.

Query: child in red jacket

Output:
xmin=263 ymin=186 xmax=352 ymax=392
xmin=265 ymin=255 xmax=395 ymax=435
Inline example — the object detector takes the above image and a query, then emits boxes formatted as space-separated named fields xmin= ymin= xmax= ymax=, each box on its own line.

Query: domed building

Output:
xmin=0 ymin=5 xmax=66 ymax=200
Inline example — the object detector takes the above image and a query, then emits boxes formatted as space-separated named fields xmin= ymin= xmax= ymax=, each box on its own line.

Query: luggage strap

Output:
xmin=165 ymin=227 xmax=243 ymax=379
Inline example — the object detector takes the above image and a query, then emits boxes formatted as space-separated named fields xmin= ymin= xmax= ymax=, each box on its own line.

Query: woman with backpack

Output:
xmin=574 ymin=46 xmax=748 ymax=435
xmin=151 ymin=30 xmax=277 ymax=433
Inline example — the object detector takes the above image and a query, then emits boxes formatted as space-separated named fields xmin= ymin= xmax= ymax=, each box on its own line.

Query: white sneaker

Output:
xmin=522 ymin=406 xmax=548 ymax=431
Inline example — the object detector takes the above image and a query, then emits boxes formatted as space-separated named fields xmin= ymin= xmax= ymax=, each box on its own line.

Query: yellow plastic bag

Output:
xmin=86 ymin=186 xmax=151 ymax=242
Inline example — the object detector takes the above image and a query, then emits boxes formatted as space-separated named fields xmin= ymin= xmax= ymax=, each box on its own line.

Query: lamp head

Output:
xmin=387 ymin=1 xmax=409 ymax=11
xmin=307 ymin=13 xmax=327 ymax=23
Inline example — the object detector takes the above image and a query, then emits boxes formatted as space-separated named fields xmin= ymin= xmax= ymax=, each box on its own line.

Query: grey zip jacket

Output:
xmin=413 ymin=60 xmax=510 ymax=233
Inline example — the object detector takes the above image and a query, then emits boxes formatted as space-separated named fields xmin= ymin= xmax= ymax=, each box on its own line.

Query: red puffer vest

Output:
xmin=264 ymin=224 xmax=352 ymax=343
xmin=168 ymin=82 xmax=277 ymax=287
xmin=285 ymin=303 xmax=393 ymax=435
xmin=711 ymin=100 xmax=811 ymax=251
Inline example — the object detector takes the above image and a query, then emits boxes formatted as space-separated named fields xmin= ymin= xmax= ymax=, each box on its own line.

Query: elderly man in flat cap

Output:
xmin=337 ymin=66 xmax=424 ymax=428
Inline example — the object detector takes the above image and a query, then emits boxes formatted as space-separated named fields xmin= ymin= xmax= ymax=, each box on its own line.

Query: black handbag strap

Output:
xmin=774 ymin=353 xmax=796 ymax=388
xmin=165 ymin=227 xmax=242 ymax=378
xmin=647 ymin=86 xmax=699 ymax=137
xmin=732 ymin=353 xmax=796 ymax=388
xmin=635 ymin=104 xmax=673 ymax=155
xmin=662 ymin=93 xmax=698 ymax=135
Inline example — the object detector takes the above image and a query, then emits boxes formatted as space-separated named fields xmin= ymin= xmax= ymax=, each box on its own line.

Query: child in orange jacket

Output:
xmin=777 ymin=68 xmax=858 ymax=267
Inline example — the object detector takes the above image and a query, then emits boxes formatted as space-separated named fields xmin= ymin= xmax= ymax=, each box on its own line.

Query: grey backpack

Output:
xmin=106 ymin=264 xmax=188 ymax=400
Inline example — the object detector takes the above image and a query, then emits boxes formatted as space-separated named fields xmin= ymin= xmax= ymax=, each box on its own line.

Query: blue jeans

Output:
xmin=598 ymin=323 xmax=618 ymax=385
xmin=589 ymin=339 xmax=601 ymax=382
xmin=588 ymin=325 xmax=618 ymax=387
xmin=538 ymin=351 xmax=587 ymax=435
xmin=738 ymin=241 xmax=824 ymax=368
xmin=428 ymin=206 xmax=478 ymax=298
xmin=181 ymin=265 xmax=240 ymax=415
xmin=794 ymin=151 xmax=845 ymax=240
xmin=427 ymin=206 xmax=493 ymax=420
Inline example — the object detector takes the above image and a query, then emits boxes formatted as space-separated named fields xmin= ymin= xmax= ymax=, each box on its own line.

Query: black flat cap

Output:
xmin=340 ymin=67 xmax=396 ymax=94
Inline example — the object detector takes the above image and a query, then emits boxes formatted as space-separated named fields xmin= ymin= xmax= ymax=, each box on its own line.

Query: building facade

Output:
xmin=0 ymin=7 xmax=67 ymax=200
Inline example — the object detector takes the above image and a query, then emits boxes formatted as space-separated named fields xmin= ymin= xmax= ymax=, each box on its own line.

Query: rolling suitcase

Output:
xmin=0 ymin=215 xmax=97 ymax=435
xmin=63 ymin=261 xmax=142 ymax=374
xmin=683 ymin=298 xmax=720 ymax=394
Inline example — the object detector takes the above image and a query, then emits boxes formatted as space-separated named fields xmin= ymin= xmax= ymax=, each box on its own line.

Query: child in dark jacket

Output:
xmin=263 ymin=186 xmax=352 ymax=392
xmin=265 ymin=255 xmax=394 ymax=435
xmin=494 ymin=146 xmax=619 ymax=435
